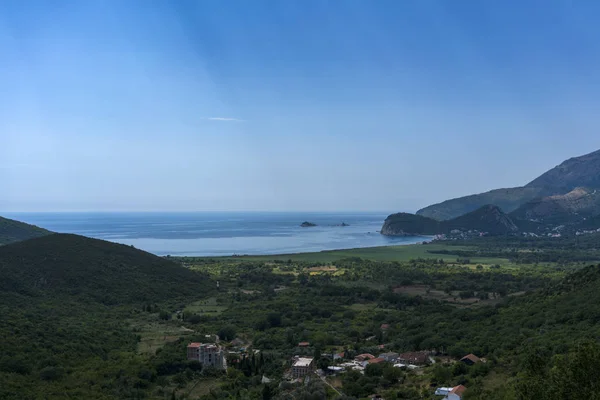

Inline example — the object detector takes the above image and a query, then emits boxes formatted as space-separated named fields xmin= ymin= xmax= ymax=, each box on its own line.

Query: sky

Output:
xmin=2 ymin=0 xmax=600 ymax=212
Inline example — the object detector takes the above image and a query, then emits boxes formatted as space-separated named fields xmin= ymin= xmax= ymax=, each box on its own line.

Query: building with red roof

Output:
xmin=460 ymin=353 xmax=481 ymax=365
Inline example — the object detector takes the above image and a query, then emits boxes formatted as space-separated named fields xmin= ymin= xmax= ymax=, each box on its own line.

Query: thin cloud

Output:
xmin=206 ymin=117 xmax=245 ymax=122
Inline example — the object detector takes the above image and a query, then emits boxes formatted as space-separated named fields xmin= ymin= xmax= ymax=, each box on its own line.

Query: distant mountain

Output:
xmin=0 ymin=216 xmax=52 ymax=245
xmin=416 ymin=149 xmax=600 ymax=221
xmin=510 ymin=187 xmax=600 ymax=226
xmin=526 ymin=149 xmax=600 ymax=192
xmin=381 ymin=205 xmax=518 ymax=236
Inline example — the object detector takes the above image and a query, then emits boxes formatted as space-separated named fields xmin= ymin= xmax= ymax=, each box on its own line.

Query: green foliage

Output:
xmin=0 ymin=234 xmax=213 ymax=399
xmin=0 ymin=216 xmax=52 ymax=245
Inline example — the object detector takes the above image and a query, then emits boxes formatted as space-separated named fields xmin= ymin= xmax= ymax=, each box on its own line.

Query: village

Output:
xmin=185 ymin=332 xmax=484 ymax=400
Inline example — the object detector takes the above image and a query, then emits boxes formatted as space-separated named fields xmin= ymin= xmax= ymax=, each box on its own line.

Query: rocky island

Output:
xmin=300 ymin=221 xmax=317 ymax=227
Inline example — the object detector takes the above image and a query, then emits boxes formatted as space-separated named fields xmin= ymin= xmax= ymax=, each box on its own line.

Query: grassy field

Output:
xmin=195 ymin=243 xmax=509 ymax=265
xmin=184 ymin=297 xmax=227 ymax=315
xmin=130 ymin=318 xmax=196 ymax=355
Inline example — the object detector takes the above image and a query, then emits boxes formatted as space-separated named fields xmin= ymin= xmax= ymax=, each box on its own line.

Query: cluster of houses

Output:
xmin=187 ymin=336 xmax=479 ymax=400
xmin=330 ymin=350 xmax=431 ymax=373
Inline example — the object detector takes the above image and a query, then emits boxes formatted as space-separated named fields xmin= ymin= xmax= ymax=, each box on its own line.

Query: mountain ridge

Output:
xmin=416 ymin=149 xmax=600 ymax=221
xmin=382 ymin=204 xmax=518 ymax=236
xmin=0 ymin=216 xmax=52 ymax=245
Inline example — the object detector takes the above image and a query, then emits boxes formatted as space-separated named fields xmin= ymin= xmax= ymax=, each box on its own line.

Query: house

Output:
xmin=292 ymin=357 xmax=315 ymax=378
xmin=443 ymin=385 xmax=467 ymax=400
xmin=378 ymin=352 xmax=399 ymax=362
xmin=435 ymin=387 xmax=454 ymax=396
xmin=460 ymin=354 xmax=481 ymax=365
xmin=187 ymin=342 xmax=227 ymax=369
xmin=393 ymin=363 xmax=419 ymax=370
xmin=340 ymin=361 xmax=365 ymax=372
xmin=298 ymin=341 xmax=310 ymax=347
xmin=333 ymin=352 xmax=344 ymax=361
xmin=367 ymin=357 xmax=385 ymax=365
xmin=398 ymin=351 xmax=429 ymax=365
xmin=380 ymin=323 xmax=390 ymax=330
xmin=355 ymin=353 xmax=375 ymax=362
xmin=327 ymin=366 xmax=344 ymax=375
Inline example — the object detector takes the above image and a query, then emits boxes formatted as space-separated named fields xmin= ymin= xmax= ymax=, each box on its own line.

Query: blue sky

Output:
xmin=2 ymin=0 xmax=600 ymax=212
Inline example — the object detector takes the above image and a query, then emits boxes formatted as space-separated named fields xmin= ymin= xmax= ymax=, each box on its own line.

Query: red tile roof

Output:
xmin=355 ymin=353 xmax=375 ymax=361
xmin=460 ymin=354 xmax=481 ymax=363
xmin=367 ymin=357 xmax=385 ymax=364
xmin=380 ymin=323 xmax=390 ymax=330
xmin=188 ymin=342 xmax=202 ymax=348
xmin=298 ymin=342 xmax=310 ymax=347
xmin=451 ymin=385 xmax=467 ymax=396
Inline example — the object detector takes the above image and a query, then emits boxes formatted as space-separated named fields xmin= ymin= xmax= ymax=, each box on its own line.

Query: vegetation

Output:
xmin=0 ymin=234 xmax=213 ymax=399
xmin=3 ymin=230 xmax=600 ymax=398
xmin=382 ymin=205 xmax=517 ymax=236
xmin=0 ymin=216 xmax=52 ymax=245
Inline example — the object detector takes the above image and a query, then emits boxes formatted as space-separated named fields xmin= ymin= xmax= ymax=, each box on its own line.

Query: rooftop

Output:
xmin=451 ymin=385 xmax=467 ymax=396
xmin=293 ymin=357 xmax=314 ymax=367
xmin=460 ymin=354 xmax=481 ymax=363
xmin=188 ymin=342 xmax=202 ymax=348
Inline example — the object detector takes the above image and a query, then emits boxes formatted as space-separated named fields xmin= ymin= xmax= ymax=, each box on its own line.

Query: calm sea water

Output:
xmin=4 ymin=212 xmax=428 ymax=256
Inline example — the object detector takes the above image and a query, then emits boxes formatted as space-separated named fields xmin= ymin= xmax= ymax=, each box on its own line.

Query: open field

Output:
xmin=130 ymin=319 xmax=196 ymax=355
xmin=184 ymin=297 xmax=227 ymax=315
xmin=191 ymin=243 xmax=510 ymax=264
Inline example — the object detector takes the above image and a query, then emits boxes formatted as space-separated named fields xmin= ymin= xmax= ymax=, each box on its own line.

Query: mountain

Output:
xmin=416 ymin=149 xmax=600 ymax=220
xmin=0 ymin=216 xmax=52 ymax=245
xmin=0 ymin=234 xmax=212 ymax=399
xmin=510 ymin=187 xmax=600 ymax=225
xmin=526 ymin=149 xmax=600 ymax=192
xmin=381 ymin=204 xmax=518 ymax=236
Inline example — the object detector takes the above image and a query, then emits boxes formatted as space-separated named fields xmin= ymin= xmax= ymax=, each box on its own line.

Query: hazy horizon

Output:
xmin=3 ymin=1 xmax=600 ymax=212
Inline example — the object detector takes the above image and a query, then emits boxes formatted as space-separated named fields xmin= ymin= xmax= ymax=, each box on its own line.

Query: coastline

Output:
xmin=172 ymin=237 xmax=437 ymax=262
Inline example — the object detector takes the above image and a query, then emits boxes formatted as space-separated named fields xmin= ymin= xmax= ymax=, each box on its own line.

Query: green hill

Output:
xmin=0 ymin=234 xmax=212 ymax=400
xmin=416 ymin=149 xmax=600 ymax=221
xmin=0 ymin=216 xmax=52 ymax=245
xmin=381 ymin=205 xmax=518 ymax=236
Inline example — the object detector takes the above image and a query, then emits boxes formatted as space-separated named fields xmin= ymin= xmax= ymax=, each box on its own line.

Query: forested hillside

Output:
xmin=0 ymin=234 xmax=213 ymax=400
xmin=0 ymin=216 xmax=52 ymax=245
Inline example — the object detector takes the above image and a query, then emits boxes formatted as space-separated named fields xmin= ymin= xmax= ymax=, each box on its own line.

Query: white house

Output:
xmin=436 ymin=385 xmax=467 ymax=400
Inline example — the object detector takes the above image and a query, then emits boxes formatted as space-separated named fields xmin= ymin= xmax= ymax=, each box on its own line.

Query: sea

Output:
xmin=4 ymin=212 xmax=429 ymax=257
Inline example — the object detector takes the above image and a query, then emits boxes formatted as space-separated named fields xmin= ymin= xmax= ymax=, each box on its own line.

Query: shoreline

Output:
xmin=169 ymin=236 xmax=435 ymax=260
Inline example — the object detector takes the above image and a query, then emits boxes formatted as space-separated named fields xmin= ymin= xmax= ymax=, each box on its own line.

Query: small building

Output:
xmin=292 ymin=357 xmax=315 ymax=378
xmin=355 ymin=353 xmax=375 ymax=362
xmin=327 ymin=366 xmax=344 ymax=375
xmin=435 ymin=387 xmax=454 ymax=396
xmin=379 ymin=352 xmax=399 ymax=362
xmin=367 ymin=357 xmax=385 ymax=365
xmin=460 ymin=354 xmax=481 ymax=366
xmin=298 ymin=341 xmax=310 ymax=347
xmin=398 ymin=351 xmax=429 ymax=365
xmin=333 ymin=352 xmax=344 ymax=360
xmin=380 ymin=323 xmax=390 ymax=330
xmin=443 ymin=385 xmax=467 ymax=400
xmin=187 ymin=342 xmax=227 ymax=369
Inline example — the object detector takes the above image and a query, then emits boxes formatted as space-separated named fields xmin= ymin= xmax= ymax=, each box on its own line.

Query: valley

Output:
xmin=2 ymin=229 xmax=600 ymax=399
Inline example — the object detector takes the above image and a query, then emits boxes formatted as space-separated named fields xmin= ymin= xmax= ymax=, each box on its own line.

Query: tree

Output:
xmin=218 ymin=325 xmax=237 ymax=341
xmin=262 ymin=384 xmax=273 ymax=400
